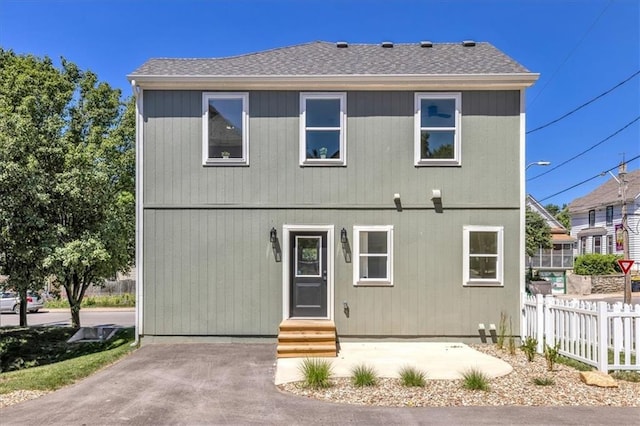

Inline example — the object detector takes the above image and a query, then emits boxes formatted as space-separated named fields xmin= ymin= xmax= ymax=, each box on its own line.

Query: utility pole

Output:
xmin=619 ymin=163 xmax=631 ymax=304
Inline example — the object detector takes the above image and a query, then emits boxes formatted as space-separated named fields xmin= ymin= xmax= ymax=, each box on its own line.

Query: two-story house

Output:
xmin=128 ymin=41 xmax=538 ymax=353
xmin=569 ymin=168 xmax=640 ymax=271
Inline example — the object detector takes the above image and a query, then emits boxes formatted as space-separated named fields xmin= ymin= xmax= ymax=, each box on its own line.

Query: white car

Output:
xmin=0 ymin=291 xmax=44 ymax=313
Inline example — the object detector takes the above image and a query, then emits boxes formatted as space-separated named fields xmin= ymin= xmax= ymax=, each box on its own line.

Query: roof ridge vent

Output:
xmin=462 ymin=40 xmax=476 ymax=47
xmin=381 ymin=41 xmax=393 ymax=48
xmin=420 ymin=41 xmax=433 ymax=48
xmin=336 ymin=41 xmax=348 ymax=48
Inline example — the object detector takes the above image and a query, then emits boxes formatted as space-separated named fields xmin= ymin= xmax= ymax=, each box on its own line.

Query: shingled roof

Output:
xmin=130 ymin=41 xmax=532 ymax=77
xmin=128 ymin=41 xmax=538 ymax=88
xmin=569 ymin=169 xmax=640 ymax=213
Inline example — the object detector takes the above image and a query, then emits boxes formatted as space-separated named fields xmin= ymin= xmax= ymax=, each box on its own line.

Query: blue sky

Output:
xmin=1 ymin=0 xmax=638 ymax=207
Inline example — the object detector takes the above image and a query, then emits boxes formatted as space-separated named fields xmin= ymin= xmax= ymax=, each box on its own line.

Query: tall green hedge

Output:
xmin=573 ymin=254 xmax=622 ymax=275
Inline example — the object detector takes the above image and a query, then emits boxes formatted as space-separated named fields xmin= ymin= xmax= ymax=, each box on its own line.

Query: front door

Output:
xmin=290 ymin=232 xmax=327 ymax=318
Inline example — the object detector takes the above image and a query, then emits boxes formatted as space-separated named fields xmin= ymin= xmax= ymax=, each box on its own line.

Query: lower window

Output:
xmin=463 ymin=225 xmax=503 ymax=286
xmin=353 ymin=225 xmax=393 ymax=286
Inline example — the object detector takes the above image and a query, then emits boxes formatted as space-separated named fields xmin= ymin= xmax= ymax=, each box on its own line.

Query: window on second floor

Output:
xmin=588 ymin=210 xmax=595 ymax=227
xmin=202 ymin=92 xmax=249 ymax=166
xmin=300 ymin=92 xmax=346 ymax=166
xmin=414 ymin=93 xmax=461 ymax=166
xmin=606 ymin=205 xmax=613 ymax=226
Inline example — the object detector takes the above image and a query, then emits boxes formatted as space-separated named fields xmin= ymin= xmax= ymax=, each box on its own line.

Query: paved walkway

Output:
xmin=1 ymin=343 xmax=638 ymax=425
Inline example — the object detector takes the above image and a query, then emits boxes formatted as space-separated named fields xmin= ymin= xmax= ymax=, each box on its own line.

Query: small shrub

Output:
xmin=398 ymin=366 xmax=426 ymax=387
xmin=496 ymin=311 xmax=508 ymax=350
xmin=299 ymin=358 xmax=333 ymax=389
xmin=461 ymin=368 xmax=490 ymax=391
xmin=351 ymin=364 xmax=378 ymax=387
xmin=544 ymin=342 xmax=561 ymax=371
xmin=557 ymin=355 xmax=592 ymax=371
xmin=533 ymin=377 xmax=555 ymax=386
xmin=508 ymin=319 xmax=516 ymax=355
xmin=610 ymin=371 xmax=640 ymax=383
xmin=521 ymin=337 xmax=538 ymax=362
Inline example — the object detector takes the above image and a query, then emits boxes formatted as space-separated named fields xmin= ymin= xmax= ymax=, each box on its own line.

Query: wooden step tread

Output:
xmin=277 ymin=351 xmax=337 ymax=358
xmin=278 ymin=331 xmax=335 ymax=341
xmin=279 ymin=319 xmax=336 ymax=331
xmin=277 ymin=343 xmax=337 ymax=351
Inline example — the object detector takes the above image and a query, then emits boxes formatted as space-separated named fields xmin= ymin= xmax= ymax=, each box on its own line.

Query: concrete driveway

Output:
xmin=1 ymin=343 xmax=638 ymax=425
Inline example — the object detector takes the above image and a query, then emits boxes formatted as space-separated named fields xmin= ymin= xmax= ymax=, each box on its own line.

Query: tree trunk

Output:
xmin=70 ymin=303 xmax=81 ymax=329
xmin=18 ymin=289 xmax=27 ymax=327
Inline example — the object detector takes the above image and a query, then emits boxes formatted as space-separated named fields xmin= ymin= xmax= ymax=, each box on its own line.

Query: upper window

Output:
xmin=300 ymin=93 xmax=346 ymax=166
xmin=605 ymin=205 xmax=613 ymax=226
xmin=588 ymin=210 xmax=595 ymax=227
xmin=202 ymin=92 xmax=249 ymax=165
xmin=353 ymin=225 xmax=393 ymax=286
xmin=414 ymin=92 xmax=461 ymax=166
xmin=463 ymin=225 xmax=503 ymax=286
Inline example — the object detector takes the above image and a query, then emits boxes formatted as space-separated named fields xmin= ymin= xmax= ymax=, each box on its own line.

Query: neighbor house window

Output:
xmin=580 ymin=237 xmax=587 ymax=254
xmin=353 ymin=225 xmax=393 ymax=286
xmin=300 ymin=92 xmax=346 ymax=165
xmin=202 ymin=92 xmax=249 ymax=165
xmin=588 ymin=210 xmax=595 ymax=227
xmin=593 ymin=236 xmax=601 ymax=254
xmin=463 ymin=225 xmax=503 ymax=286
xmin=607 ymin=235 xmax=613 ymax=254
xmin=414 ymin=92 xmax=461 ymax=166
xmin=606 ymin=205 xmax=613 ymax=226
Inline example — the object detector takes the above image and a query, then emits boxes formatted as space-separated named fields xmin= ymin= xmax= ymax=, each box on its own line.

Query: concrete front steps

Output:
xmin=276 ymin=319 xmax=337 ymax=358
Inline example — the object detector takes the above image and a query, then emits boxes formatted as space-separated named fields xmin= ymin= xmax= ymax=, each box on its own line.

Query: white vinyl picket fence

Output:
xmin=521 ymin=293 xmax=640 ymax=372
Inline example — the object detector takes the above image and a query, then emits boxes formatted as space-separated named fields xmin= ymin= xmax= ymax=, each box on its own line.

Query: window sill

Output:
xmin=464 ymin=281 xmax=503 ymax=287
xmin=300 ymin=160 xmax=346 ymax=167
xmin=415 ymin=160 xmax=461 ymax=167
xmin=203 ymin=159 xmax=249 ymax=167
xmin=354 ymin=281 xmax=393 ymax=287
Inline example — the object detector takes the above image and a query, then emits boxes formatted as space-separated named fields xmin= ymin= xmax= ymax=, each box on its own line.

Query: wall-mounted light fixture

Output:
xmin=393 ymin=193 xmax=402 ymax=212
xmin=270 ymin=227 xmax=281 ymax=262
xmin=431 ymin=189 xmax=443 ymax=213
xmin=340 ymin=227 xmax=351 ymax=263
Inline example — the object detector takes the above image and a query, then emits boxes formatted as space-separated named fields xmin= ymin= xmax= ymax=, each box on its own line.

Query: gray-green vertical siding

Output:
xmin=142 ymin=90 xmax=522 ymax=337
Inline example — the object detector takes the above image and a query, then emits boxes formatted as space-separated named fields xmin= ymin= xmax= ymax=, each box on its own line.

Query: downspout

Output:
xmin=131 ymin=80 xmax=144 ymax=346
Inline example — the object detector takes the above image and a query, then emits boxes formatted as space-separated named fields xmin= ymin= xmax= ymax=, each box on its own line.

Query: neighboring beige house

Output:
xmin=526 ymin=195 xmax=575 ymax=294
xmin=569 ymin=168 xmax=640 ymax=274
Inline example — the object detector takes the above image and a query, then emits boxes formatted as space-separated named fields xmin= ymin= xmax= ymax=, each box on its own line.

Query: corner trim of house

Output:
xmin=133 ymin=84 xmax=144 ymax=341
xmin=281 ymin=224 xmax=335 ymax=321
xmin=519 ymin=88 xmax=526 ymax=338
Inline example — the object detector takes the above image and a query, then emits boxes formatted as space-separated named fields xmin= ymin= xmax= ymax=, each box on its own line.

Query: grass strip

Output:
xmin=0 ymin=341 xmax=134 ymax=394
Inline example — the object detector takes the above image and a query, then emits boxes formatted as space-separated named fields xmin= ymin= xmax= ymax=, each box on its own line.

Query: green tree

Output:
xmin=0 ymin=50 xmax=135 ymax=328
xmin=44 ymin=73 xmax=135 ymax=328
xmin=544 ymin=203 xmax=571 ymax=230
xmin=0 ymin=49 xmax=75 ymax=326
xmin=526 ymin=208 xmax=552 ymax=257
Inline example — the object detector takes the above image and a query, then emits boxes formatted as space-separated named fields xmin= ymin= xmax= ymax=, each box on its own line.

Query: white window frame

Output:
xmin=202 ymin=92 xmax=249 ymax=166
xmin=414 ymin=92 xmax=462 ymax=166
xmin=299 ymin=92 xmax=346 ymax=166
xmin=463 ymin=225 xmax=503 ymax=286
xmin=353 ymin=225 xmax=393 ymax=286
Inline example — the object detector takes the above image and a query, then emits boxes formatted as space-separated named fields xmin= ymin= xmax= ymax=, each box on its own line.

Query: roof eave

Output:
xmin=127 ymin=73 xmax=539 ymax=90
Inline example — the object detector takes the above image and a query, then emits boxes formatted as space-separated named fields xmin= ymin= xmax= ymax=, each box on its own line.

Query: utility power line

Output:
xmin=538 ymin=153 xmax=640 ymax=202
xmin=528 ymin=115 xmax=640 ymax=181
xmin=528 ymin=0 xmax=613 ymax=109
xmin=527 ymin=69 xmax=640 ymax=134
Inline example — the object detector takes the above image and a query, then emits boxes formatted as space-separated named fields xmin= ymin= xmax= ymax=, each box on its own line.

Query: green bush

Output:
xmin=461 ymin=368 xmax=490 ymax=391
xmin=351 ymin=364 xmax=378 ymax=387
xmin=398 ymin=366 xmax=426 ymax=387
xmin=573 ymin=254 xmax=622 ymax=275
xmin=298 ymin=358 xmax=333 ymax=389
xmin=521 ymin=337 xmax=538 ymax=362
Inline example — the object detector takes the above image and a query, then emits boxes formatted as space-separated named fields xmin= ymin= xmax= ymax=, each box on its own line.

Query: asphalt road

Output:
xmin=0 ymin=308 xmax=134 ymax=328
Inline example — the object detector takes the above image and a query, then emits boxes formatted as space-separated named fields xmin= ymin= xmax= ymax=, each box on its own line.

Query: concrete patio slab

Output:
xmin=275 ymin=342 xmax=512 ymax=385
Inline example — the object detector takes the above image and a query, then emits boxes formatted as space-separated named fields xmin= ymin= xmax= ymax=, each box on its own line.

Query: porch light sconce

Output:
xmin=431 ymin=189 xmax=443 ymax=213
xmin=340 ymin=228 xmax=352 ymax=263
xmin=343 ymin=300 xmax=350 ymax=318
xmin=270 ymin=228 xmax=281 ymax=262
xmin=393 ymin=193 xmax=402 ymax=212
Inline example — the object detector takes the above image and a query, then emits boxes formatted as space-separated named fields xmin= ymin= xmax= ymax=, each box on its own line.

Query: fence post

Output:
xmin=544 ymin=294 xmax=555 ymax=351
xmin=596 ymin=301 xmax=608 ymax=372
xmin=535 ymin=293 xmax=544 ymax=353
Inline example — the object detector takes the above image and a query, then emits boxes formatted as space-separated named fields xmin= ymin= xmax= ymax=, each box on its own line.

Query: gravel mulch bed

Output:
xmin=278 ymin=345 xmax=640 ymax=407
xmin=0 ymin=390 xmax=51 ymax=409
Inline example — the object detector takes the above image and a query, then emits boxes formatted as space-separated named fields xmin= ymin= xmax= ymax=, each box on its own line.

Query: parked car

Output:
xmin=0 ymin=291 xmax=44 ymax=313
